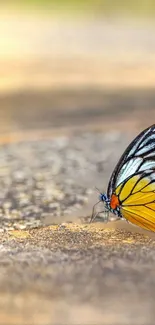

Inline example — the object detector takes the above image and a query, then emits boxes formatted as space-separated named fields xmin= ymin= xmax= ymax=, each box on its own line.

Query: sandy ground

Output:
xmin=0 ymin=223 xmax=155 ymax=325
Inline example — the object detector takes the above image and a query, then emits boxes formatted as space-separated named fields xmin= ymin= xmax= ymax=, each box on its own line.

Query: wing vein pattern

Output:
xmin=108 ymin=124 xmax=155 ymax=231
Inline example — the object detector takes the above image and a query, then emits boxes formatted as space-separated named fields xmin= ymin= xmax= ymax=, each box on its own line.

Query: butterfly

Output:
xmin=91 ymin=124 xmax=155 ymax=232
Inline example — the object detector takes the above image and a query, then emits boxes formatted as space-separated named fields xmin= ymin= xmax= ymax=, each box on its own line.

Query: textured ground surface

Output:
xmin=0 ymin=130 xmax=155 ymax=325
xmin=1 ymin=224 xmax=155 ymax=325
xmin=0 ymin=129 xmax=133 ymax=230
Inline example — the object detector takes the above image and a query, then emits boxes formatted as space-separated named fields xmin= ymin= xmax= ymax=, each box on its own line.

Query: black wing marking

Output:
xmin=107 ymin=124 xmax=155 ymax=198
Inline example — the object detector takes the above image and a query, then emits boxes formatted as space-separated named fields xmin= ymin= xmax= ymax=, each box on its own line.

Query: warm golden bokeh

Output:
xmin=0 ymin=0 xmax=154 ymax=137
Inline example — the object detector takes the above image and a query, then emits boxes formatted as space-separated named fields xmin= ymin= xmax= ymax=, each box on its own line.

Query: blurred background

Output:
xmin=1 ymin=0 xmax=155 ymax=140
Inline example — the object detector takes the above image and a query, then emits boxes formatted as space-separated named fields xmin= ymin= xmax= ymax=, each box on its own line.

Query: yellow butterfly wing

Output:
xmin=116 ymin=171 xmax=155 ymax=232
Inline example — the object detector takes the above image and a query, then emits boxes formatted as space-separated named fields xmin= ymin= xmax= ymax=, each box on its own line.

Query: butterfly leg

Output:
xmin=90 ymin=209 xmax=109 ymax=223
xmin=90 ymin=200 xmax=101 ymax=223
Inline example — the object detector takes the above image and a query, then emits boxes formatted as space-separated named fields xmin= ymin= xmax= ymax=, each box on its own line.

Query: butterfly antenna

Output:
xmin=95 ymin=186 xmax=102 ymax=195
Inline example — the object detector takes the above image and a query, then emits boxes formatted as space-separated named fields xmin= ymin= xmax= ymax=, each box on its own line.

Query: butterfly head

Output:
xmin=99 ymin=192 xmax=108 ymax=203
xmin=98 ymin=192 xmax=121 ymax=218
xmin=91 ymin=188 xmax=122 ymax=223
xmin=99 ymin=192 xmax=113 ymax=213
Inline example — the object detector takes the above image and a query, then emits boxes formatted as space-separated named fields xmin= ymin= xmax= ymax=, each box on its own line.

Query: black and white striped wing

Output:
xmin=107 ymin=124 xmax=155 ymax=198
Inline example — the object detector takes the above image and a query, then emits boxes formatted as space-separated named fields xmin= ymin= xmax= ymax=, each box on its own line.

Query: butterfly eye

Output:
xmin=99 ymin=193 xmax=107 ymax=202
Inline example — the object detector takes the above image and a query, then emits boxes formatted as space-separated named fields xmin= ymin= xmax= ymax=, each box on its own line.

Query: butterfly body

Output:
xmin=99 ymin=192 xmax=122 ymax=217
xmin=93 ymin=124 xmax=155 ymax=232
